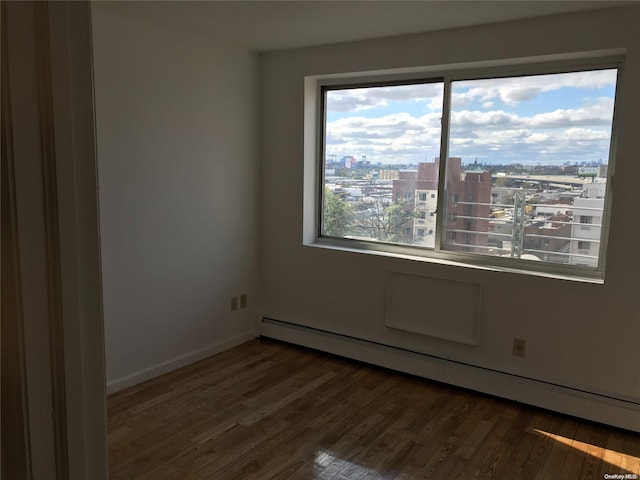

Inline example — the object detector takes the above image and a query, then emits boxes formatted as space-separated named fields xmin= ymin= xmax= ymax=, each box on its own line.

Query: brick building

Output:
xmin=392 ymin=158 xmax=492 ymax=251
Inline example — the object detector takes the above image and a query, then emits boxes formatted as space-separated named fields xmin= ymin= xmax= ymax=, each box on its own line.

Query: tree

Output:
xmin=494 ymin=177 xmax=508 ymax=187
xmin=501 ymin=193 xmax=514 ymax=205
xmin=323 ymin=189 xmax=353 ymax=237
xmin=350 ymin=197 xmax=416 ymax=242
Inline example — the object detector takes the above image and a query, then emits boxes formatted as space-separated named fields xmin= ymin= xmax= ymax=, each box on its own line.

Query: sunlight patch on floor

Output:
xmin=314 ymin=449 xmax=381 ymax=479
xmin=532 ymin=428 xmax=639 ymax=475
xmin=533 ymin=428 xmax=605 ymax=455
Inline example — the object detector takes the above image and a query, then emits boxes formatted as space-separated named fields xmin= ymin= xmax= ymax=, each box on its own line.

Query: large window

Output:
xmin=318 ymin=59 xmax=620 ymax=278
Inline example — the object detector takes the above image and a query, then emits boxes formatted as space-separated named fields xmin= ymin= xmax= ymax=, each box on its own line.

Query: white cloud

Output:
xmin=449 ymin=97 xmax=613 ymax=135
xmin=325 ymin=71 xmax=616 ymax=165
xmin=326 ymin=112 xmax=443 ymax=163
xmin=327 ymin=83 xmax=443 ymax=113
xmin=524 ymin=132 xmax=551 ymax=144
xmin=452 ymin=69 xmax=616 ymax=107
xmin=327 ymin=103 xmax=613 ymax=164
xmin=450 ymin=110 xmax=518 ymax=127
xmin=527 ymin=97 xmax=614 ymax=128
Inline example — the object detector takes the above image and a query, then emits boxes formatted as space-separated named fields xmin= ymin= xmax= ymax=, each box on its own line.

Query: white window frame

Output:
xmin=305 ymin=53 xmax=624 ymax=282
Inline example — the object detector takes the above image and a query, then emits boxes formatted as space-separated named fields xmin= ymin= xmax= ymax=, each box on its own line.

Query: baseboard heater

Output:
xmin=260 ymin=317 xmax=640 ymax=433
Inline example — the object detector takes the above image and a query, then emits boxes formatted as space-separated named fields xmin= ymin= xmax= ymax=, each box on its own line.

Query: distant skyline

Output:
xmin=325 ymin=69 xmax=617 ymax=166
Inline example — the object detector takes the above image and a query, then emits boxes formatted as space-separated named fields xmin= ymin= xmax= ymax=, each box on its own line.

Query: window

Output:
xmin=580 ymin=215 xmax=592 ymax=231
xmin=318 ymin=58 xmax=619 ymax=279
xmin=578 ymin=241 xmax=591 ymax=250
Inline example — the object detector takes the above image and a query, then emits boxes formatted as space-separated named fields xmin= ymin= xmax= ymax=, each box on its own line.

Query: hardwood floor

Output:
xmin=108 ymin=338 xmax=640 ymax=479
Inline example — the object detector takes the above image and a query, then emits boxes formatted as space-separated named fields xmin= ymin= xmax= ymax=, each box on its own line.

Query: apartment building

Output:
xmin=569 ymin=182 xmax=606 ymax=267
xmin=392 ymin=158 xmax=491 ymax=251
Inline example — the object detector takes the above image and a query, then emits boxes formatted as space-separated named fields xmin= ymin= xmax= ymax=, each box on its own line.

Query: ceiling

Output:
xmin=94 ymin=1 xmax=637 ymax=52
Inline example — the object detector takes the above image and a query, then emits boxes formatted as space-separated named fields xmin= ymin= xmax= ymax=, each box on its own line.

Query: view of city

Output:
xmin=322 ymin=69 xmax=617 ymax=269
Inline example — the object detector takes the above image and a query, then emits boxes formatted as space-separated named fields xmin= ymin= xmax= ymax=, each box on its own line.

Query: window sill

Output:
xmin=306 ymin=237 xmax=605 ymax=285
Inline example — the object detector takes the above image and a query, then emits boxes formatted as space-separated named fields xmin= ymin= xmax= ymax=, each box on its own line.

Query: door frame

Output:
xmin=1 ymin=2 xmax=108 ymax=478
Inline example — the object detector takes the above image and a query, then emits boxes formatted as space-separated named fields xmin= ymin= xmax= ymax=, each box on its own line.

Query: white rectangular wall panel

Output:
xmin=385 ymin=272 xmax=481 ymax=345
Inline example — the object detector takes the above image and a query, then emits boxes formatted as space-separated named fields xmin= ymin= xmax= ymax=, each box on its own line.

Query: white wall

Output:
xmin=260 ymin=6 xmax=640 ymax=427
xmin=92 ymin=7 xmax=259 ymax=391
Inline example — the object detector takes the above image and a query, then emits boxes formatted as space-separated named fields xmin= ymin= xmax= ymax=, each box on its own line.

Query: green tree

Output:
xmin=494 ymin=177 xmax=508 ymax=187
xmin=323 ymin=189 xmax=353 ymax=237
xmin=350 ymin=197 xmax=416 ymax=242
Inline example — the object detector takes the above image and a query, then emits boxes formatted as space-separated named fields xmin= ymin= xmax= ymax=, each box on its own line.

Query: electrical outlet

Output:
xmin=230 ymin=296 xmax=238 ymax=311
xmin=513 ymin=338 xmax=526 ymax=357
xmin=240 ymin=293 xmax=247 ymax=309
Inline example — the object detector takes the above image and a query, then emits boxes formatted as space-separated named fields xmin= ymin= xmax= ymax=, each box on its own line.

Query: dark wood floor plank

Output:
xmin=621 ymin=430 xmax=640 ymax=475
xmin=108 ymin=338 xmax=640 ymax=480
xmin=474 ymin=404 xmax=531 ymax=479
xmin=531 ymin=417 xmax=579 ymax=480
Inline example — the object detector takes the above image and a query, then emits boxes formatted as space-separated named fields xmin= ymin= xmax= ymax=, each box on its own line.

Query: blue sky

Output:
xmin=325 ymin=69 xmax=617 ymax=165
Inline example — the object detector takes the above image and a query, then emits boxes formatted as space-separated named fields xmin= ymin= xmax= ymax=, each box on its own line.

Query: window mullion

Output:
xmin=435 ymin=77 xmax=452 ymax=253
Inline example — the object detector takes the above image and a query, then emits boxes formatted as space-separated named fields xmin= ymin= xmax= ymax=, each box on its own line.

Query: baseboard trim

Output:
xmin=260 ymin=317 xmax=640 ymax=433
xmin=106 ymin=331 xmax=257 ymax=394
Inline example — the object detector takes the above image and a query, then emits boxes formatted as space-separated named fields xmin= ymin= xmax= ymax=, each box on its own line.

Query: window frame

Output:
xmin=312 ymin=54 xmax=624 ymax=282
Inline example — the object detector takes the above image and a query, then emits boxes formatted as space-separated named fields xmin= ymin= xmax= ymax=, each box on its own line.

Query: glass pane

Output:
xmin=322 ymin=82 xmax=444 ymax=247
xmin=443 ymin=69 xmax=617 ymax=268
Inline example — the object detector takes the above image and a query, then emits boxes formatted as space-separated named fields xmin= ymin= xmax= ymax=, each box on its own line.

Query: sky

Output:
xmin=325 ymin=69 xmax=617 ymax=166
